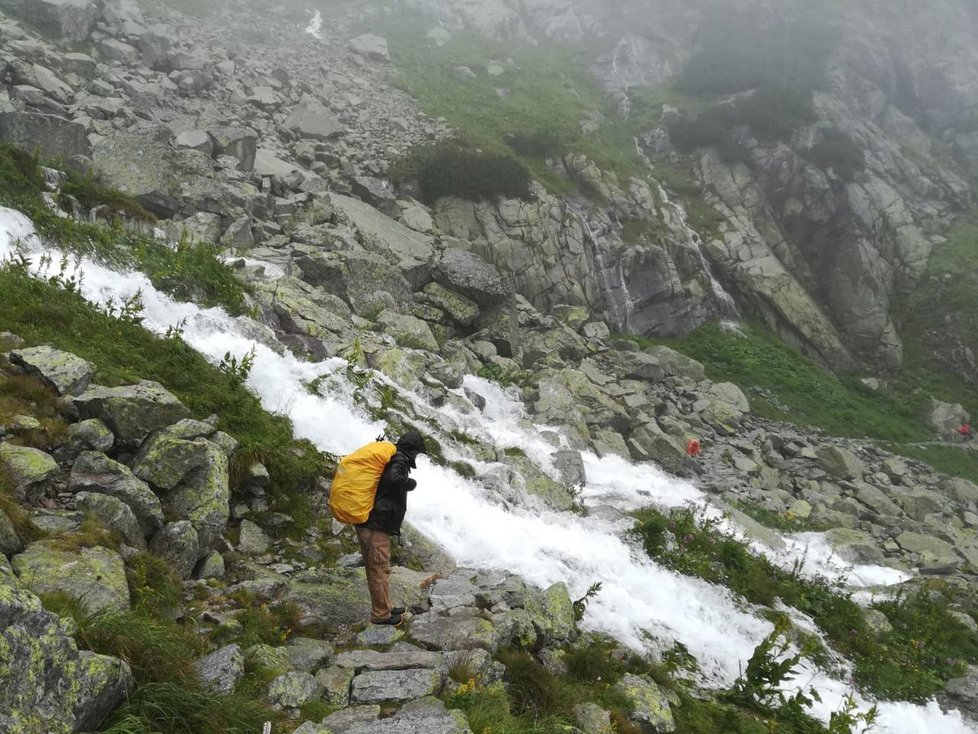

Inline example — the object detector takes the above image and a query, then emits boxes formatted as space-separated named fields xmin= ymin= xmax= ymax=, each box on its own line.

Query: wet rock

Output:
xmin=150 ymin=521 xmax=200 ymax=580
xmin=895 ymin=531 xmax=960 ymax=567
xmin=9 ymin=346 xmax=93 ymax=396
xmin=377 ymin=310 xmax=439 ymax=352
xmin=351 ymin=668 xmax=442 ymax=704
xmin=11 ymin=541 xmax=130 ymax=614
xmin=525 ymin=582 xmax=575 ymax=644
xmin=194 ymin=644 xmax=244 ymax=695
xmin=73 ymin=380 xmax=190 ymax=443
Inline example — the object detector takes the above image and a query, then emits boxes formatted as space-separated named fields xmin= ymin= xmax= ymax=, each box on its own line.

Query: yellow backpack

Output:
xmin=328 ymin=441 xmax=397 ymax=524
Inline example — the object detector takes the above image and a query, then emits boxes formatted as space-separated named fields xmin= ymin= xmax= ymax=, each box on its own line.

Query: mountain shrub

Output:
xmin=804 ymin=128 xmax=866 ymax=180
xmin=416 ymin=145 xmax=533 ymax=205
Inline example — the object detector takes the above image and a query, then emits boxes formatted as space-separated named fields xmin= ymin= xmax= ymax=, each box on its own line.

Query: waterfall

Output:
xmin=656 ymin=184 xmax=739 ymax=318
xmin=305 ymin=10 xmax=323 ymax=40
xmin=578 ymin=213 xmax=634 ymax=332
xmin=0 ymin=205 xmax=973 ymax=734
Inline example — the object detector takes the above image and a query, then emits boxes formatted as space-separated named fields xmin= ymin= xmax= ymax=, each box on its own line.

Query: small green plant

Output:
xmin=218 ymin=348 xmax=256 ymax=389
xmin=572 ymin=582 xmax=603 ymax=622
xmin=803 ymin=128 xmax=865 ymax=181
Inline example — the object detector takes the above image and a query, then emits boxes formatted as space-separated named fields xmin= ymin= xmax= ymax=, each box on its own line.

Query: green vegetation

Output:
xmin=0 ymin=355 xmax=70 ymax=450
xmin=409 ymin=143 xmax=534 ymax=205
xmin=632 ymin=505 xmax=978 ymax=701
xmin=803 ymin=129 xmax=866 ymax=181
xmin=0 ymin=144 xmax=248 ymax=315
xmin=630 ymin=324 xmax=930 ymax=441
xmin=380 ymin=18 xmax=644 ymax=193
xmin=0 ymin=259 xmax=326 ymax=522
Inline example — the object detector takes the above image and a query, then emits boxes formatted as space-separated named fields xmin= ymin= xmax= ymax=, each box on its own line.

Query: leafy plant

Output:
xmin=572 ymin=582 xmax=603 ymax=622
xmin=218 ymin=348 xmax=256 ymax=389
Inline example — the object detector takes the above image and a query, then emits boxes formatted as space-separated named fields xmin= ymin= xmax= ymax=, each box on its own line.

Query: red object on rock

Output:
xmin=686 ymin=439 xmax=701 ymax=457
xmin=957 ymin=424 xmax=973 ymax=437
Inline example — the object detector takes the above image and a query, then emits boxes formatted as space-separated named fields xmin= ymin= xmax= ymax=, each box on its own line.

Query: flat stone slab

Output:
xmin=10 ymin=346 xmax=93 ymax=396
xmin=344 ymin=697 xmax=472 ymax=734
xmin=334 ymin=649 xmax=445 ymax=672
xmin=350 ymin=668 xmax=442 ymax=704
xmin=408 ymin=611 xmax=504 ymax=653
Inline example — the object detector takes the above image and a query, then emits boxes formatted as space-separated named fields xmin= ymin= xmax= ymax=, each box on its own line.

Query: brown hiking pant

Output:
xmin=356 ymin=526 xmax=392 ymax=622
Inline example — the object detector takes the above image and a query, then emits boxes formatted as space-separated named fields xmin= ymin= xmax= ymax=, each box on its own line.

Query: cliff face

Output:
xmin=401 ymin=0 xmax=978 ymax=373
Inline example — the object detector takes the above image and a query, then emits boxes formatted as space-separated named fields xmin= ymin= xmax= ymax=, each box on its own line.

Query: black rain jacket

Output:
xmin=359 ymin=432 xmax=425 ymax=535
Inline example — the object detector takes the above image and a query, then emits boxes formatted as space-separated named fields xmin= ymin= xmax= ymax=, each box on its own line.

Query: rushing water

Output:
xmin=0 ymin=206 xmax=972 ymax=733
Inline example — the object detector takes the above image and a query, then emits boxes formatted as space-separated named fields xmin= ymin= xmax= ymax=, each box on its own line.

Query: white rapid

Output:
xmin=305 ymin=10 xmax=323 ymax=40
xmin=0 ymin=206 xmax=973 ymax=734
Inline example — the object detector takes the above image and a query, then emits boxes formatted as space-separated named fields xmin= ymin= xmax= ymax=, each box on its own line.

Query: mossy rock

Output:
xmin=11 ymin=542 xmax=130 ymax=615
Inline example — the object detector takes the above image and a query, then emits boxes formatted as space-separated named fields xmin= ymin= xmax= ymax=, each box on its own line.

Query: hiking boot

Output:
xmin=372 ymin=613 xmax=403 ymax=626
xmin=390 ymin=606 xmax=406 ymax=616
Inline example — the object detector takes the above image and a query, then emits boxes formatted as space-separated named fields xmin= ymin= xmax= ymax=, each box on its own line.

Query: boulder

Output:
xmin=574 ymin=702 xmax=615 ymax=734
xmin=195 ymin=550 xmax=226 ymax=580
xmin=285 ymin=637 xmax=335 ymax=674
xmin=99 ymin=38 xmax=139 ymax=65
xmin=316 ymin=665 xmax=355 ymax=707
xmin=11 ymin=542 xmax=129 ymax=614
xmin=63 ymin=419 xmax=114 ymax=457
xmin=69 ymin=451 xmax=163 ymax=534
xmin=816 ymin=446 xmax=866 ymax=480
xmin=351 ymin=668 xmax=443 ymax=704
xmin=525 ymin=582 xmax=576 ymax=644
xmin=284 ymin=569 xmax=372 ymax=627
xmin=74 ymin=492 xmax=145 ymax=549
xmin=149 ymin=521 xmax=199 ymax=579
xmin=208 ymin=126 xmax=259 ymax=172
xmin=927 ymin=399 xmax=970 ymax=435
xmin=91 ymin=134 xmax=181 ymax=218
xmin=351 ymin=175 xmax=400 ymax=219
xmin=0 ymin=510 xmax=21 ymax=556
xmin=174 ymin=129 xmax=214 ymax=156
xmin=0 ymin=0 xmax=98 ymax=42
xmin=0 ymin=584 xmax=129 ymax=732
xmin=73 ymin=380 xmax=190 ymax=443
xmin=194 ymin=644 xmax=244 ymax=695
xmin=377 ymin=310 xmax=439 ymax=352
xmin=408 ymin=610 xmax=506 ymax=653
xmin=131 ymin=424 xmax=230 ymax=552
xmin=9 ymin=346 xmax=94 ymax=396
xmin=0 ymin=444 xmax=58 ymax=500
xmin=283 ymin=95 xmax=344 ymax=142
xmin=616 ymin=674 xmax=675 ymax=733
xmin=421 ymin=283 xmax=480 ymax=327
xmin=348 ymin=34 xmax=391 ymax=63
xmin=73 ymin=651 xmax=135 ymax=731
xmin=266 ymin=671 xmax=323 ymax=708
xmin=320 ymin=704 xmax=380 ymax=729
xmin=434 ymin=248 xmax=512 ymax=306
xmin=238 ymin=518 xmax=270 ymax=555
xmin=945 ymin=665 xmax=978 ymax=719
xmin=894 ymin=531 xmax=960 ymax=568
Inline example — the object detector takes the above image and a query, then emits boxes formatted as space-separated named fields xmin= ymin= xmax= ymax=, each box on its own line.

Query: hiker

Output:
xmin=355 ymin=431 xmax=427 ymax=626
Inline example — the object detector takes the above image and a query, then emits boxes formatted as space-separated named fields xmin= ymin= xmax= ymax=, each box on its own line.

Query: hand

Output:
xmin=406 ymin=478 xmax=417 ymax=491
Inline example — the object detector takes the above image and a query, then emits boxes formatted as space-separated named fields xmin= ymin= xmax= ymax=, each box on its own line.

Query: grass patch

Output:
xmin=46 ymin=515 xmax=121 ymax=552
xmin=802 ymin=128 xmax=865 ymax=181
xmin=0 ymin=143 xmax=248 ymax=315
xmin=219 ymin=590 xmax=304 ymax=648
xmin=629 ymin=323 xmax=930 ymax=442
xmin=886 ymin=444 xmax=978 ymax=481
xmin=631 ymin=505 xmax=978 ymax=701
xmin=0 ymin=356 xmax=71 ymax=449
xmin=381 ymin=18 xmax=644 ymax=192
xmin=410 ymin=143 xmax=533 ymax=205
xmin=729 ymin=500 xmax=829 ymax=533
xmin=0 ymin=260 xmax=327 ymax=526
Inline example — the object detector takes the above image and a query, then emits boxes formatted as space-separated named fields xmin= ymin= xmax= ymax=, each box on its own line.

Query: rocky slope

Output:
xmin=2 ymin=0 xmax=978 ymax=732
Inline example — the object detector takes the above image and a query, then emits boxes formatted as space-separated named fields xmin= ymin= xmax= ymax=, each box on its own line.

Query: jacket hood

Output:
xmin=396 ymin=431 xmax=427 ymax=465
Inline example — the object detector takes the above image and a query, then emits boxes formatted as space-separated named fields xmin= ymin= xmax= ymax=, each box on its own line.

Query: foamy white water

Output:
xmin=305 ymin=10 xmax=323 ymax=39
xmin=0 ymin=206 xmax=972 ymax=733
